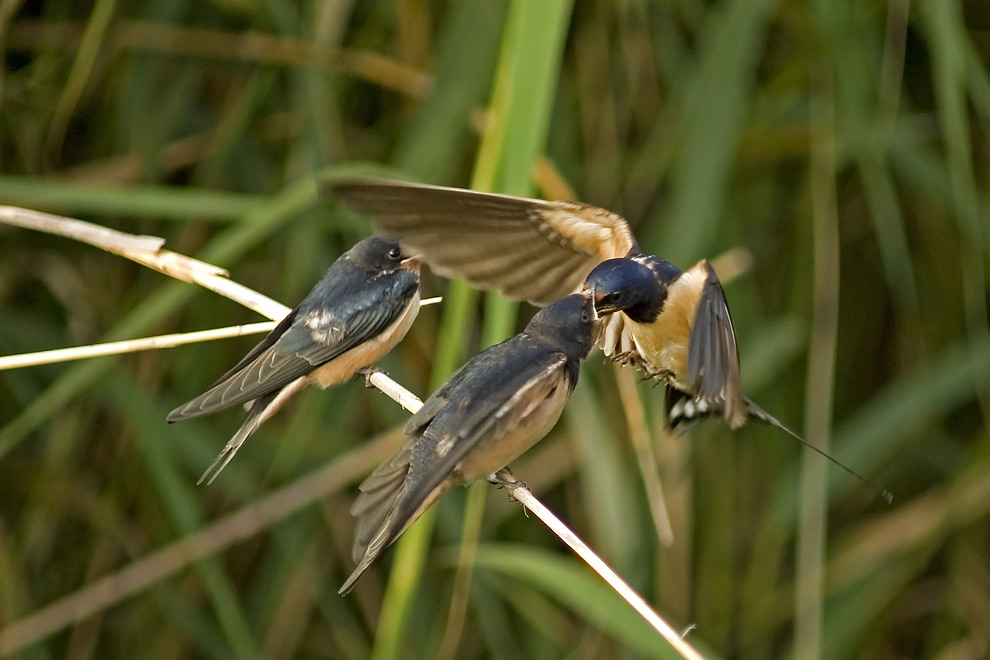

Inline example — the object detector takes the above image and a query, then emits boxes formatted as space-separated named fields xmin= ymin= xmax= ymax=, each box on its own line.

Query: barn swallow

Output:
xmin=586 ymin=256 xmax=892 ymax=501
xmin=586 ymin=256 xmax=776 ymax=431
xmin=324 ymin=179 xmax=752 ymax=430
xmin=339 ymin=291 xmax=598 ymax=593
xmin=167 ymin=235 xmax=421 ymax=485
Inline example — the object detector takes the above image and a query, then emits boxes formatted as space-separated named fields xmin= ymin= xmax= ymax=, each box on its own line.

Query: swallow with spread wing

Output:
xmin=340 ymin=291 xmax=598 ymax=593
xmin=325 ymin=179 xmax=769 ymax=432
xmin=168 ymin=235 xmax=421 ymax=485
xmin=585 ymin=255 xmax=892 ymax=503
xmin=585 ymin=256 xmax=786 ymax=432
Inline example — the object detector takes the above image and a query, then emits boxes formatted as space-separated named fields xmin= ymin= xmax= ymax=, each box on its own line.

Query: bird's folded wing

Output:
xmin=209 ymin=308 xmax=300 ymax=386
xmin=348 ymin=435 xmax=416 ymax=564
xmin=349 ymin=348 xmax=569 ymax=569
xmin=327 ymin=179 xmax=636 ymax=305
xmin=166 ymin=291 xmax=412 ymax=420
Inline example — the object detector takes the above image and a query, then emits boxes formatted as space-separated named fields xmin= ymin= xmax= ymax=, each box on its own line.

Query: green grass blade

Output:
xmin=0 ymin=176 xmax=265 ymax=220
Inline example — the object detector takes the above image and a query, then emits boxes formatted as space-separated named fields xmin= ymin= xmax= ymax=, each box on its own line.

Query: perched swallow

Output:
xmin=168 ymin=235 xmax=421 ymax=485
xmin=324 ymin=179 xmax=754 ymax=430
xmin=340 ymin=291 xmax=598 ymax=593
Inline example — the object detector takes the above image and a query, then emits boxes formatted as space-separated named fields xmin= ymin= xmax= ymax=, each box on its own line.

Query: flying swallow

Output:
xmin=323 ymin=179 xmax=759 ymax=431
xmin=339 ymin=291 xmax=598 ymax=593
xmin=587 ymin=256 xmax=775 ymax=431
xmin=167 ymin=235 xmax=421 ymax=485
xmin=587 ymin=256 xmax=892 ymax=502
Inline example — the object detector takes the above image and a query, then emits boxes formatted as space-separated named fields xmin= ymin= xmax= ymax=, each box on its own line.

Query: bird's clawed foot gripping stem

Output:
xmin=357 ymin=366 xmax=387 ymax=388
xmin=487 ymin=470 xmax=528 ymax=503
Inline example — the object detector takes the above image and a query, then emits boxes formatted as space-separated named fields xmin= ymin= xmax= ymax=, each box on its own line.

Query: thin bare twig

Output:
xmin=0 ymin=204 xmax=288 ymax=320
xmin=0 ymin=323 xmax=276 ymax=371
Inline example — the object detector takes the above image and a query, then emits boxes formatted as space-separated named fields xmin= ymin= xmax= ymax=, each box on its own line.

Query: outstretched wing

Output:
xmin=327 ymin=179 xmax=636 ymax=305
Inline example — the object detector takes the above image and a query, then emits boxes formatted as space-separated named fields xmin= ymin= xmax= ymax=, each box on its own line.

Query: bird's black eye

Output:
xmin=609 ymin=291 xmax=624 ymax=304
xmin=387 ymin=247 xmax=402 ymax=260
xmin=581 ymin=309 xmax=590 ymax=323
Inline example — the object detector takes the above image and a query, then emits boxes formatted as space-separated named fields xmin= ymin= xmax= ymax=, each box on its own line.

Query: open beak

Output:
xmin=400 ymin=254 xmax=423 ymax=271
xmin=586 ymin=286 xmax=618 ymax=316
xmin=582 ymin=284 xmax=602 ymax=321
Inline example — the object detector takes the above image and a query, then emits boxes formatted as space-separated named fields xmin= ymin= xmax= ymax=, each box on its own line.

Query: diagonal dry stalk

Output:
xmin=0 ymin=206 xmax=706 ymax=660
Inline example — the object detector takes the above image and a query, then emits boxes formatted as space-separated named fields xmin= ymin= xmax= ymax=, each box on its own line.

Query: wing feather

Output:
xmin=685 ymin=262 xmax=746 ymax=427
xmin=341 ymin=342 xmax=570 ymax=592
xmin=327 ymin=179 xmax=636 ymax=305
xmin=167 ymin=278 xmax=415 ymax=420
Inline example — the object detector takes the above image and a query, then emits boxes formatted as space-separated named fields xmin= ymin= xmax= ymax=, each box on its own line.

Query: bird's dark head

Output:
xmin=349 ymin=235 xmax=420 ymax=273
xmin=585 ymin=258 xmax=665 ymax=323
xmin=525 ymin=292 xmax=597 ymax=362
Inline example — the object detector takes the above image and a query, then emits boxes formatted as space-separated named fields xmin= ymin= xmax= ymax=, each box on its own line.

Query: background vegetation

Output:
xmin=1 ymin=0 xmax=988 ymax=658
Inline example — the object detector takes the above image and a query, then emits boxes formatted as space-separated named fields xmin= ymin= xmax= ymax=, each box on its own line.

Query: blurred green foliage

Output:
xmin=1 ymin=0 xmax=988 ymax=658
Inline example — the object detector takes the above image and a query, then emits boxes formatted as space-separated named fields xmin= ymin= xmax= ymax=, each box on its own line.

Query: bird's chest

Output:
xmin=626 ymin=307 xmax=692 ymax=389
xmin=309 ymin=290 xmax=420 ymax=388
xmin=624 ymin=270 xmax=706 ymax=390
